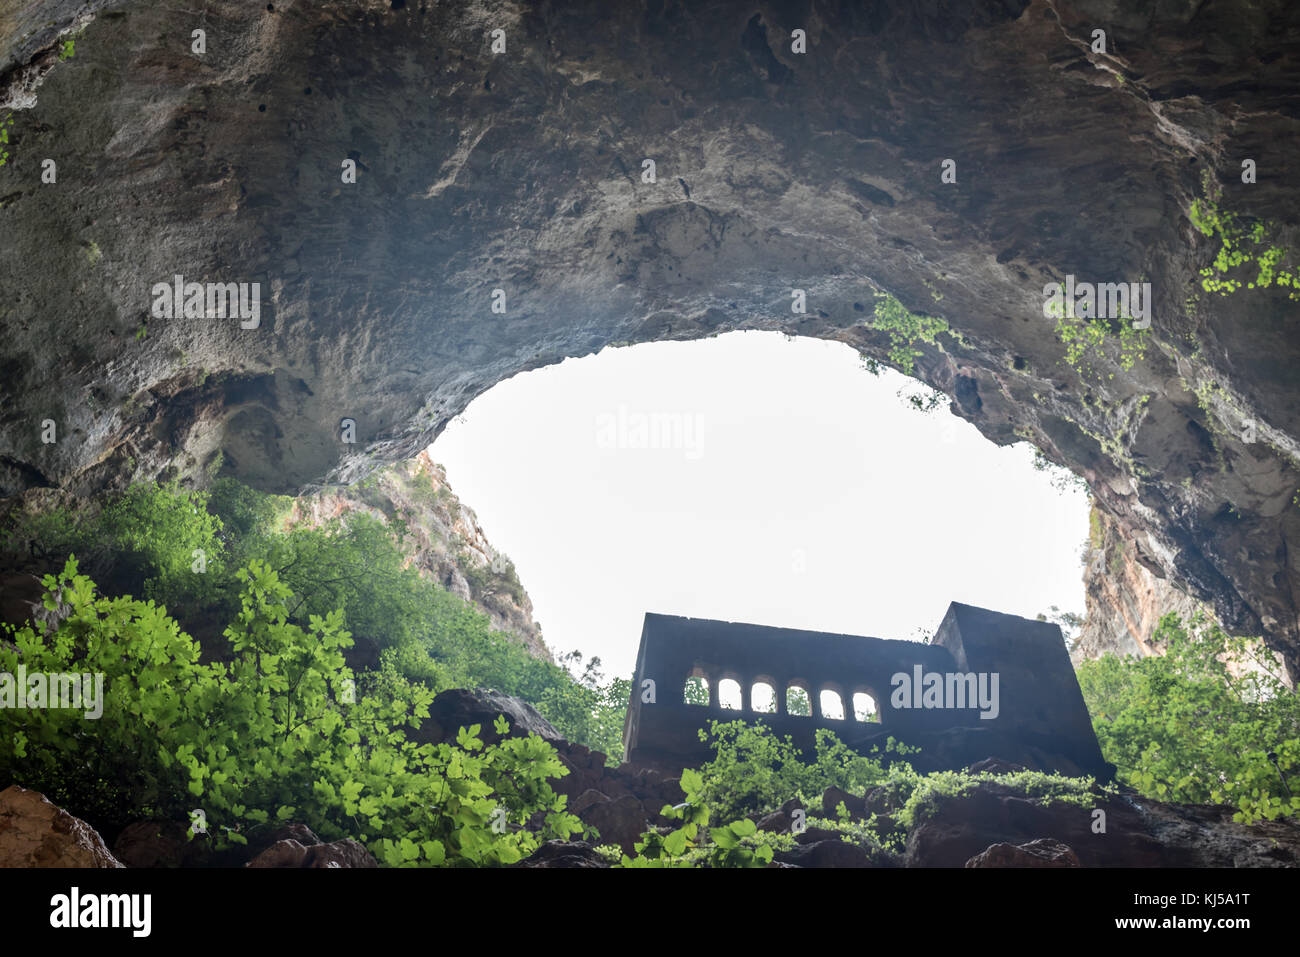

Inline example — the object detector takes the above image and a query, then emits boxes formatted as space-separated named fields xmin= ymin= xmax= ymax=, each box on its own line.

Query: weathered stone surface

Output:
xmin=569 ymin=789 xmax=610 ymax=816
xmin=905 ymin=782 xmax=1300 ymax=867
xmin=0 ymin=0 xmax=1298 ymax=675
xmin=0 ymin=784 xmax=123 ymax=868
xmin=255 ymin=823 xmax=321 ymax=850
xmin=515 ymin=840 xmax=610 ymax=868
xmin=776 ymin=839 xmax=883 ymax=869
xmin=965 ymin=838 xmax=1081 ymax=868
xmin=245 ymin=839 xmax=313 ymax=869
xmin=245 ymin=837 xmax=378 ymax=868
xmin=112 ymin=819 xmax=194 ymax=868
xmin=1074 ymin=505 xmax=1211 ymax=662
xmin=303 ymin=838 xmax=378 ymax=869
xmin=577 ymin=794 xmax=648 ymax=855
xmin=822 ymin=786 xmax=867 ymax=820
xmin=415 ymin=688 xmax=564 ymax=747
xmin=286 ymin=452 xmax=547 ymax=660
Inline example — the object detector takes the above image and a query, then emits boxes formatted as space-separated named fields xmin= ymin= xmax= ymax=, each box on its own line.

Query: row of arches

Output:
xmin=683 ymin=676 xmax=878 ymax=722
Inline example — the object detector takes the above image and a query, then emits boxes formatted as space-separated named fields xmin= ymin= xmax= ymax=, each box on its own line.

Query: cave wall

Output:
xmin=1 ymin=0 xmax=1298 ymax=673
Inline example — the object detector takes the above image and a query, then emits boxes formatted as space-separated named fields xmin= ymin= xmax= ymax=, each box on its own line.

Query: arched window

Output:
xmin=853 ymin=692 xmax=878 ymax=722
xmin=750 ymin=681 xmax=777 ymax=714
xmin=819 ymin=689 xmax=845 ymax=720
xmin=683 ymin=675 xmax=710 ymax=706
xmin=786 ymin=684 xmax=811 ymax=717
xmin=718 ymin=678 xmax=743 ymax=710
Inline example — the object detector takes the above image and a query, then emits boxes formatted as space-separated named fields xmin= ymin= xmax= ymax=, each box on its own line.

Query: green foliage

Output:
xmin=4 ymin=478 xmax=627 ymax=757
xmin=894 ymin=768 xmax=1097 ymax=830
xmin=692 ymin=719 xmax=915 ymax=821
xmin=2 ymin=481 xmax=225 ymax=616
xmin=616 ymin=768 xmax=779 ymax=868
xmin=683 ymin=674 xmax=709 ymax=706
xmin=1188 ymin=194 xmax=1299 ymax=300
xmin=0 ymin=113 xmax=13 ymax=168
xmin=59 ymin=39 xmax=76 ymax=60
xmin=0 ymin=558 xmax=581 ymax=863
xmin=1079 ymin=611 xmax=1300 ymax=823
xmin=864 ymin=293 xmax=954 ymax=375
xmin=1046 ymin=296 xmax=1148 ymax=381
xmin=1088 ymin=506 xmax=1105 ymax=550
xmin=621 ymin=719 xmax=1100 ymax=865
xmin=785 ymin=685 xmax=811 ymax=716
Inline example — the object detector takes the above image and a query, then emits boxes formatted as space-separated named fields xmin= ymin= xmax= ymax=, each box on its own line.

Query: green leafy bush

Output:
xmin=3 ymin=478 xmax=630 ymax=757
xmin=0 ymin=113 xmax=12 ymax=167
xmin=616 ymin=768 xmax=782 ymax=868
xmin=693 ymin=718 xmax=915 ymax=821
xmin=2 ymin=481 xmax=225 ymax=614
xmin=1188 ymin=193 xmax=1299 ymax=300
xmin=1079 ymin=611 xmax=1300 ymax=823
xmin=863 ymin=293 xmax=955 ymax=376
xmin=0 ymin=558 xmax=582 ymax=863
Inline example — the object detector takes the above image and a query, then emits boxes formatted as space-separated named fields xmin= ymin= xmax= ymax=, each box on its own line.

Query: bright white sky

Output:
xmin=430 ymin=331 xmax=1089 ymax=680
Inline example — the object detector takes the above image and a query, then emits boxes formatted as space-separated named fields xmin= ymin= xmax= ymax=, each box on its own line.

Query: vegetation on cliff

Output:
xmin=1079 ymin=611 xmax=1300 ymax=824
xmin=0 ymin=478 xmax=628 ymax=760
xmin=0 ymin=557 xmax=586 ymax=864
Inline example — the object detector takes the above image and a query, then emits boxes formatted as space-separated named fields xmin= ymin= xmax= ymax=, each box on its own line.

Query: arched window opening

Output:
xmin=684 ymin=675 xmax=710 ymax=706
xmin=786 ymin=685 xmax=811 ymax=717
xmin=853 ymin=692 xmax=878 ymax=722
xmin=718 ymin=678 xmax=743 ymax=710
xmin=750 ymin=681 xmax=777 ymax=714
xmin=820 ymin=689 xmax=845 ymax=720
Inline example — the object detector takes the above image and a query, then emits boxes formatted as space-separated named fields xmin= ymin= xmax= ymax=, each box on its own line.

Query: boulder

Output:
xmin=569 ymin=789 xmax=611 ymax=816
xmin=905 ymin=780 xmax=1300 ymax=867
xmin=113 ymin=820 xmax=194 ymax=868
xmin=415 ymin=688 xmax=564 ymax=748
xmin=578 ymin=794 xmax=649 ymax=855
xmin=966 ymin=838 xmax=1080 ymax=868
xmin=0 ymin=785 xmax=122 ymax=868
xmin=776 ymin=840 xmax=880 ymax=869
xmin=515 ymin=840 xmax=610 ymax=868
xmin=246 ymin=837 xmax=378 ymax=868
xmin=822 ymin=786 xmax=867 ymax=820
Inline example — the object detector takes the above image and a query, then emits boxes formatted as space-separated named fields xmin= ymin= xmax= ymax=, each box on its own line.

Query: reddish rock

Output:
xmin=569 ymin=789 xmax=610 ymax=816
xmin=0 ymin=785 xmax=122 ymax=868
xmin=966 ymin=838 xmax=1081 ymax=867
xmin=757 ymin=810 xmax=790 ymax=833
xmin=776 ymin=839 xmax=880 ymax=868
xmin=579 ymin=794 xmax=649 ymax=854
xmin=304 ymin=838 xmax=378 ymax=868
xmin=515 ymin=840 xmax=610 ymax=868
xmin=246 ymin=837 xmax=377 ymax=868
xmin=113 ymin=820 xmax=193 ymax=868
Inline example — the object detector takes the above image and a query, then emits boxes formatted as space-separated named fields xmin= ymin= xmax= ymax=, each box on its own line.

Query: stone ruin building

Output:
xmin=622 ymin=602 xmax=1114 ymax=780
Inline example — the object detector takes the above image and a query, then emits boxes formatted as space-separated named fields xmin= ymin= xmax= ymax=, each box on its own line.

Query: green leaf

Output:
xmin=709 ymin=826 xmax=739 ymax=849
xmin=663 ymin=829 xmax=689 ymax=857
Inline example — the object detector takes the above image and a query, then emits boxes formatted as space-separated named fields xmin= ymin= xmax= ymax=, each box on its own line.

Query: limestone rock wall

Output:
xmin=1 ymin=0 xmax=1299 ymax=675
xmin=286 ymin=450 xmax=549 ymax=661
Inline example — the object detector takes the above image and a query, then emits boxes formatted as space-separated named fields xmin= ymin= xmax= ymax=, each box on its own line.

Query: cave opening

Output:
xmin=428 ymin=329 xmax=1091 ymax=679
